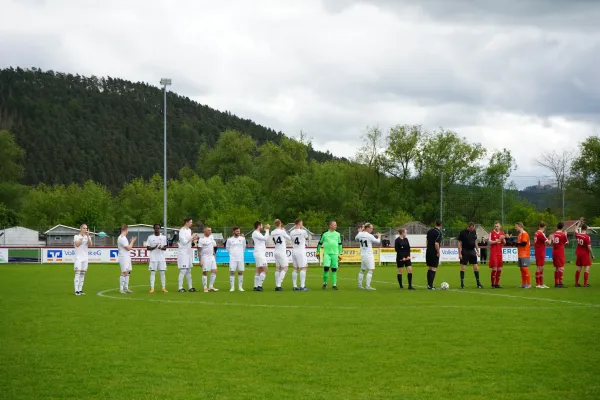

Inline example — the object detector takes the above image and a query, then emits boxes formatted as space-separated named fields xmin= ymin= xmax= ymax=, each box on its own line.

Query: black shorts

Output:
xmin=460 ymin=249 xmax=478 ymax=265
xmin=426 ymin=251 xmax=439 ymax=267
xmin=396 ymin=259 xmax=412 ymax=268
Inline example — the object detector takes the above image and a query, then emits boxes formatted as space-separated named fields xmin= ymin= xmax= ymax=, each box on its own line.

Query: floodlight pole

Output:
xmin=160 ymin=78 xmax=172 ymax=237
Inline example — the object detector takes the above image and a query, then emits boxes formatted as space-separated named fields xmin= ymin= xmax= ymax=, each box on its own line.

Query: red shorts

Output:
xmin=489 ymin=253 xmax=503 ymax=268
xmin=535 ymin=250 xmax=546 ymax=267
xmin=553 ymin=252 xmax=565 ymax=268
xmin=576 ymin=253 xmax=591 ymax=267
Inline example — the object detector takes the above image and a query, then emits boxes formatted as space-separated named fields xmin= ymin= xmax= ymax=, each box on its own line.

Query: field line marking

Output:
xmin=96 ymin=285 xmax=597 ymax=310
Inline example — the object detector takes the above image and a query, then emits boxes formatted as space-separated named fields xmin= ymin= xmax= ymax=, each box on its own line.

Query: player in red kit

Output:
xmin=488 ymin=221 xmax=506 ymax=288
xmin=534 ymin=221 xmax=552 ymax=288
xmin=574 ymin=224 xmax=594 ymax=287
xmin=550 ymin=222 xmax=569 ymax=288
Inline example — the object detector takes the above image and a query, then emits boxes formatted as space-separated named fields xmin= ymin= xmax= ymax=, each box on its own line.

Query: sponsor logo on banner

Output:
xmin=47 ymin=249 xmax=64 ymax=262
xmin=502 ymin=247 xmax=518 ymax=262
xmin=440 ymin=247 xmax=459 ymax=262
xmin=0 ymin=248 xmax=8 ymax=263
xmin=110 ymin=249 xmax=118 ymax=261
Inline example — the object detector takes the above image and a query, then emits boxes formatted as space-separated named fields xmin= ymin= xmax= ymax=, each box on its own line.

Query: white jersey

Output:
xmin=178 ymin=227 xmax=193 ymax=256
xmin=117 ymin=235 xmax=131 ymax=258
xmin=197 ymin=235 xmax=216 ymax=258
xmin=271 ymin=228 xmax=291 ymax=254
xmin=226 ymin=236 xmax=246 ymax=262
xmin=73 ymin=234 xmax=90 ymax=261
xmin=290 ymin=228 xmax=309 ymax=253
xmin=147 ymin=234 xmax=167 ymax=263
xmin=355 ymin=231 xmax=380 ymax=256
xmin=252 ymin=230 xmax=270 ymax=253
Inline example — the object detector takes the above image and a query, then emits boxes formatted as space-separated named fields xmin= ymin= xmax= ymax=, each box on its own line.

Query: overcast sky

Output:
xmin=2 ymin=0 xmax=600 ymax=187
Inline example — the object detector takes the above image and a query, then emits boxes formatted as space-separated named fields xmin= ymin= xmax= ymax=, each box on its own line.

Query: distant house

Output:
xmin=398 ymin=221 xmax=430 ymax=235
xmin=44 ymin=225 xmax=104 ymax=246
xmin=474 ymin=224 xmax=489 ymax=241
xmin=0 ymin=226 xmax=45 ymax=246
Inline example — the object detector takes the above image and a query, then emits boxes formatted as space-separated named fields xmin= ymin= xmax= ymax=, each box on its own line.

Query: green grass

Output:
xmin=1 ymin=263 xmax=599 ymax=400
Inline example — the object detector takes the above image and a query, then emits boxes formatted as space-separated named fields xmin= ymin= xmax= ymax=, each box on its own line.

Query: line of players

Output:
xmin=70 ymin=218 xmax=594 ymax=295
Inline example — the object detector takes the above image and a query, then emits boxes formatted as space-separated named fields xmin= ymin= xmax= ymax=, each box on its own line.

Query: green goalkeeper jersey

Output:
xmin=316 ymin=230 xmax=343 ymax=255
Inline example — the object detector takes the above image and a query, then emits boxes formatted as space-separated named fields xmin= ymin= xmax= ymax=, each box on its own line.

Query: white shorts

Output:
xmin=292 ymin=252 xmax=307 ymax=268
xmin=254 ymin=252 xmax=268 ymax=268
xmin=149 ymin=261 xmax=167 ymax=271
xmin=361 ymin=255 xmax=375 ymax=271
xmin=229 ymin=260 xmax=245 ymax=272
xmin=177 ymin=251 xmax=193 ymax=269
xmin=201 ymin=255 xmax=217 ymax=272
xmin=275 ymin=252 xmax=288 ymax=268
xmin=74 ymin=260 xmax=88 ymax=271
xmin=119 ymin=257 xmax=132 ymax=273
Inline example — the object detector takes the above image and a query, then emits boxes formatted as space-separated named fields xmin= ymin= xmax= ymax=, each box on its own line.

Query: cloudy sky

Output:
xmin=2 ymin=0 xmax=600 ymax=187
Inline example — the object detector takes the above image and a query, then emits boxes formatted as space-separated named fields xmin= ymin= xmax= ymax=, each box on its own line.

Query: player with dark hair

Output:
xmin=534 ymin=221 xmax=552 ymax=288
xmin=147 ymin=223 xmax=168 ymax=293
xmin=457 ymin=222 xmax=483 ymax=289
xmin=574 ymin=224 xmax=594 ymax=287
xmin=395 ymin=228 xmax=415 ymax=290
xmin=316 ymin=220 xmax=342 ymax=290
xmin=226 ymin=226 xmax=246 ymax=292
xmin=252 ymin=220 xmax=270 ymax=291
xmin=515 ymin=222 xmax=532 ymax=288
xmin=425 ymin=220 xmax=442 ymax=290
xmin=550 ymin=222 xmax=568 ymax=288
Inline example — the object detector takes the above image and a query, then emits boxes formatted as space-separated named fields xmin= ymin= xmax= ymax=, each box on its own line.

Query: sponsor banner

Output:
xmin=43 ymin=248 xmax=200 ymax=264
xmin=502 ymin=247 xmax=518 ymax=262
xmin=336 ymin=248 xmax=380 ymax=264
xmin=126 ymin=248 xmax=199 ymax=264
xmin=381 ymin=247 xmax=523 ymax=263
xmin=215 ymin=248 xmax=320 ymax=265
xmin=0 ymin=248 xmax=8 ymax=263
xmin=529 ymin=247 xmax=553 ymax=261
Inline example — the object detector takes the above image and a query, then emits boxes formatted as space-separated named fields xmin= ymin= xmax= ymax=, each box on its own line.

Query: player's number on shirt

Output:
xmin=294 ymin=237 xmax=300 ymax=245
xmin=577 ymin=238 xmax=585 ymax=246
xmin=554 ymin=237 xmax=560 ymax=244
xmin=273 ymin=237 xmax=283 ymax=245
xmin=359 ymin=239 xmax=368 ymax=248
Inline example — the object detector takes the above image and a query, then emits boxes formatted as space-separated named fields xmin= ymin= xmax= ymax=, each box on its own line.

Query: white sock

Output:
xmin=202 ymin=275 xmax=208 ymax=289
xmin=275 ymin=270 xmax=280 ymax=286
xmin=358 ymin=271 xmax=364 ymax=287
xmin=78 ymin=272 xmax=85 ymax=292
xmin=209 ymin=273 xmax=216 ymax=288
xmin=259 ymin=272 xmax=266 ymax=287
xmin=254 ymin=273 xmax=260 ymax=288
xmin=366 ymin=271 xmax=373 ymax=287
xmin=238 ymin=274 xmax=243 ymax=289
xmin=278 ymin=269 xmax=287 ymax=287
xmin=74 ymin=273 xmax=80 ymax=292
xmin=178 ymin=269 xmax=185 ymax=289
xmin=185 ymin=269 xmax=193 ymax=288
xmin=300 ymin=269 xmax=307 ymax=288
xmin=125 ymin=275 xmax=130 ymax=289
xmin=150 ymin=270 xmax=156 ymax=289
xmin=292 ymin=270 xmax=298 ymax=288
xmin=120 ymin=276 xmax=125 ymax=290
xmin=159 ymin=270 xmax=166 ymax=289
xmin=230 ymin=275 xmax=235 ymax=289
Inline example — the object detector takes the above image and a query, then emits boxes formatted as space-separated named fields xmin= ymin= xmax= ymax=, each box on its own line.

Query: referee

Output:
xmin=426 ymin=220 xmax=442 ymax=290
xmin=457 ymin=222 xmax=483 ymax=289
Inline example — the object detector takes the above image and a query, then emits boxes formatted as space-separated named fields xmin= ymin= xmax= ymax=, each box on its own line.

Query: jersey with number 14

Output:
xmin=271 ymin=228 xmax=290 ymax=255
xmin=290 ymin=229 xmax=309 ymax=253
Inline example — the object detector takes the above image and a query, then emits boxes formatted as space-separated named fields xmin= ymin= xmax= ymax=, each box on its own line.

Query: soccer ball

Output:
xmin=440 ymin=282 xmax=450 ymax=290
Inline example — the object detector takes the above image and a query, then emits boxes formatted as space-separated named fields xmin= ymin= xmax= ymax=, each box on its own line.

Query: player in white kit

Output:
xmin=226 ymin=226 xmax=246 ymax=291
xmin=177 ymin=217 xmax=198 ymax=292
xmin=73 ymin=223 xmax=92 ymax=295
xmin=272 ymin=219 xmax=292 ymax=291
xmin=355 ymin=223 xmax=381 ymax=290
xmin=117 ymin=224 xmax=136 ymax=294
xmin=198 ymin=226 xmax=219 ymax=292
xmin=290 ymin=218 xmax=310 ymax=291
xmin=147 ymin=223 xmax=168 ymax=293
xmin=252 ymin=221 xmax=270 ymax=291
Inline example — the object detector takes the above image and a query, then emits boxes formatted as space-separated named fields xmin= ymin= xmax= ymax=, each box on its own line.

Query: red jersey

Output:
xmin=534 ymin=231 xmax=547 ymax=251
xmin=552 ymin=231 xmax=568 ymax=254
xmin=489 ymin=230 xmax=504 ymax=256
xmin=575 ymin=232 xmax=591 ymax=255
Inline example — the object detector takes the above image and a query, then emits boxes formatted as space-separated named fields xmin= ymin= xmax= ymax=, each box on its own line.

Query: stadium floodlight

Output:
xmin=161 ymin=78 xmax=172 ymax=237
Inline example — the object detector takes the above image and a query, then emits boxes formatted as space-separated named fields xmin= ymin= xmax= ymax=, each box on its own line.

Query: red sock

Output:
xmin=495 ymin=270 xmax=502 ymax=286
xmin=584 ymin=272 xmax=589 ymax=286
xmin=491 ymin=270 xmax=496 ymax=286
xmin=540 ymin=271 xmax=544 ymax=286
xmin=535 ymin=271 xmax=541 ymax=286
xmin=559 ymin=270 xmax=564 ymax=285
xmin=576 ymin=271 xmax=581 ymax=284
xmin=554 ymin=270 xmax=559 ymax=285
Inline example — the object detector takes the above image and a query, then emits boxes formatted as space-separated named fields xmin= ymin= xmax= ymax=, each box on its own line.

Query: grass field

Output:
xmin=1 ymin=263 xmax=599 ymax=400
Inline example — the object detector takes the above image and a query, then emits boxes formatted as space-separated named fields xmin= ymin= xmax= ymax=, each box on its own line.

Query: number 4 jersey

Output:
xmin=290 ymin=228 xmax=309 ymax=254
xmin=355 ymin=231 xmax=381 ymax=256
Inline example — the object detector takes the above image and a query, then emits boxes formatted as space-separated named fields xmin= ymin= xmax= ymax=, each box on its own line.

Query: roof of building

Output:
xmin=44 ymin=224 xmax=97 ymax=236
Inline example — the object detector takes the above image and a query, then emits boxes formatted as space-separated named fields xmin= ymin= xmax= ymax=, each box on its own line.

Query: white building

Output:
xmin=0 ymin=226 xmax=45 ymax=246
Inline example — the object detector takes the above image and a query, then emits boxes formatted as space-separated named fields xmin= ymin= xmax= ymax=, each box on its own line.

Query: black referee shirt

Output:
xmin=426 ymin=228 xmax=442 ymax=252
xmin=395 ymin=237 xmax=410 ymax=259
xmin=458 ymin=229 xmax=477 ymax=250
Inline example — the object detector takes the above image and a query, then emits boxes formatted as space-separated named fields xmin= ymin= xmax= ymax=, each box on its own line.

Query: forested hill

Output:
xmin=0 ymin=67 xmax=335 ymax=189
